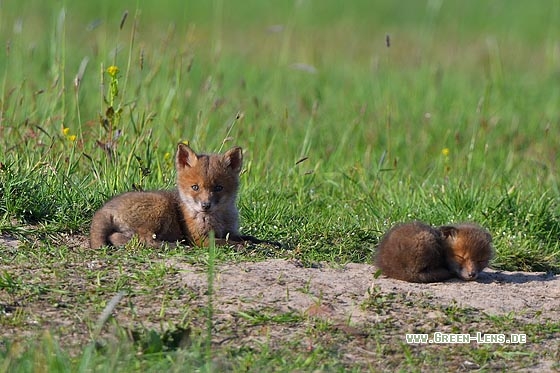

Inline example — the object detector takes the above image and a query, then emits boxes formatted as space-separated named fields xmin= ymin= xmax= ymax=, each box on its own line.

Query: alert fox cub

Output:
xmin=89 ymin=144 xmax=266 ymax=249
xmin=375 ymin=221 xmax=493 ymax=283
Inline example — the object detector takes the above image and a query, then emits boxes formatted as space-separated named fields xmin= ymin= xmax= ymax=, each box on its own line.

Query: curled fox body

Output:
xmin=89 ymin=144 xmax=263 ymax=248
xmin=375 ymin=221 xmax=493 ymax=283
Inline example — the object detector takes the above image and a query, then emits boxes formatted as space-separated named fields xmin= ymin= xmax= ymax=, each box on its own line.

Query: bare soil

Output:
xmin=171 ymin=259 xmax=559 ymax=324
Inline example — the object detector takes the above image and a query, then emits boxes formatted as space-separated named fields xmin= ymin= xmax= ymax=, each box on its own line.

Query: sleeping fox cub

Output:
xmin=90 ymin=144 xmax=267 ymax=248
xmin=375 ymin=221 xmax=493 ymax=283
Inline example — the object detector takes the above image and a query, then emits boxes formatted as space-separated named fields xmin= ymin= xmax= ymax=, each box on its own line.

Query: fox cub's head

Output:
xmin=440 ymin=224 xmax=493 ymax=281
xmin=175 ymin=144 xmax=242 ymax=213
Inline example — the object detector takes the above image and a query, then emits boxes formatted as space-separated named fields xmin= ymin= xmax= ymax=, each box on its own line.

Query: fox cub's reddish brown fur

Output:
xmin=90 ymin=144 xmax=261 ymax=249
xmin=375 ymin=221 xmax=493 ymax=283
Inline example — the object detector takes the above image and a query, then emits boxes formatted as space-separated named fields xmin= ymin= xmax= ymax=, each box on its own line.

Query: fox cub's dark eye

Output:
xmin=213 ymin=185 xmax=224 ymax=192
xmin=191 ymin=185 xmax=199 ymax=191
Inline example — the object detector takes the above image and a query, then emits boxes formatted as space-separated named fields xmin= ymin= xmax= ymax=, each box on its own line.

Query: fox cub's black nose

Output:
xmin=201 ymin=201 xmax=211 ymax=210
xmin=467 ymin=270 xmax=478 ymax=279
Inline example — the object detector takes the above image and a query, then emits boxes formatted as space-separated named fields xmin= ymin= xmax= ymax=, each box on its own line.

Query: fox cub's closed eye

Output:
xmin=191 ymin=185 xmax=199 ymax=191
xmin=213 ymin=185 xmax=224 ymax=192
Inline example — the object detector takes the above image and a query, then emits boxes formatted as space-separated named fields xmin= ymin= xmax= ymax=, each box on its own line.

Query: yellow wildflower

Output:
xmin=62 ymin=127 xmax=76 ymax=141
xmin=441 ymin=148 xmax=450 ymax=157
xmin=106 ymin=65 xmax=119 ymax=77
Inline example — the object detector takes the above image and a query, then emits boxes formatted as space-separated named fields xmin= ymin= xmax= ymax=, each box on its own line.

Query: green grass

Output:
xmin=1 ymin=0 xmax=559 ymax=371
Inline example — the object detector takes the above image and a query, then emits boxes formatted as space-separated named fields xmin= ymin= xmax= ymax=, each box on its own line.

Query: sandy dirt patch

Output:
xmin=168 ymin=259 xmax=559 ymax=324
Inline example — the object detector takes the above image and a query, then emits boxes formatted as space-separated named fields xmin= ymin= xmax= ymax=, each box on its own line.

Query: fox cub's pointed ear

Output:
xmin=223 ymin=147 xmax=243 ymax=173
xmin=176 ymin=143 xmax=198 ymax=168
xmin=439 ymin=225 xmax=458 ymax=239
